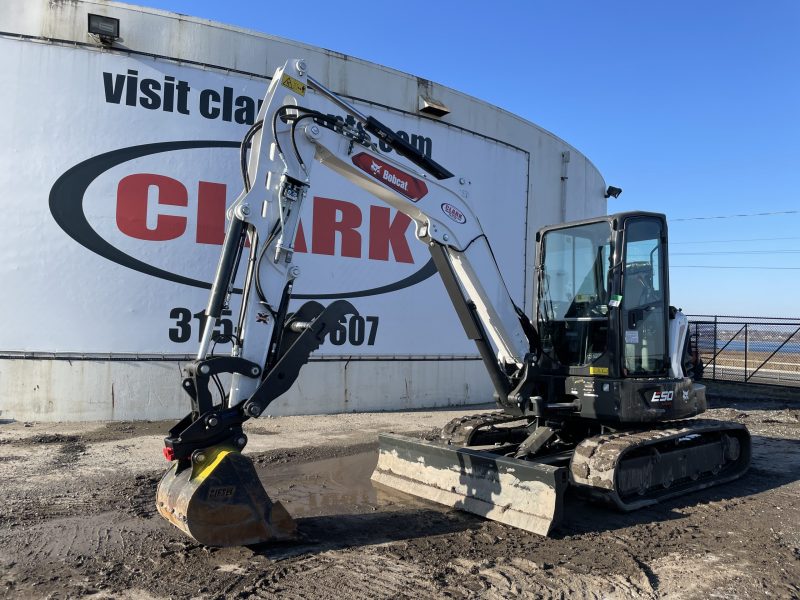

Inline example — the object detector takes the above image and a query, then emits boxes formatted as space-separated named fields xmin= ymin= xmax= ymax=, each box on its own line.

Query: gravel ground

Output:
xmin=0 ymin=381 xmax=798 ymax=599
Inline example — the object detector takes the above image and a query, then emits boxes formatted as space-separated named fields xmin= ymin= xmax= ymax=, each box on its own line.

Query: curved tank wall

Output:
xmin=0 ymin=0 xmax=606 ymax=421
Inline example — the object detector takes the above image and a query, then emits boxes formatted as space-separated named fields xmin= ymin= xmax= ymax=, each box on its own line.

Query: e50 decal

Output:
xmin=651 ymin=390 xmax=674 ymax=404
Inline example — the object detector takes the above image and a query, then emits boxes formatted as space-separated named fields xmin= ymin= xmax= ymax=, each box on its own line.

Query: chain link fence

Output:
xmin=687 ymin=315 xmax=800 ymax=387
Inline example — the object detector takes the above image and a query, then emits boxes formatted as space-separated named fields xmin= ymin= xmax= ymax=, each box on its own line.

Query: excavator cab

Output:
xmin=534 ymin=213 xmax=698 ymax=424
xmin=536 ymin=213 xmax=670 ymax=378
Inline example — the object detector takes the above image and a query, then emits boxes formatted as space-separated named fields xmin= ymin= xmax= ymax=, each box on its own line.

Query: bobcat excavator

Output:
xmin=156 ymin=59 xmax=750 ymax=546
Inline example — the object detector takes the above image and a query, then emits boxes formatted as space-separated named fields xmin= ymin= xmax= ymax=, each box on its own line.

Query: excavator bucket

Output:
xmin=156 ymin=445 xmax=297 ymax=547
xmin=371 ymin=434 xmax=568 ymax=536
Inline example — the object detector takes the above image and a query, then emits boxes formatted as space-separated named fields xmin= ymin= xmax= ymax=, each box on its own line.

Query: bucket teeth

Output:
xmin=156 ymin=446 xmax=297 ymax=547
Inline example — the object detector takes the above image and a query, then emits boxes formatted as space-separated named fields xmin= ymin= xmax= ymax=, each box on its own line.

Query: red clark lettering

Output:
xmin=115 ymin=174 xmax=415 ymax=263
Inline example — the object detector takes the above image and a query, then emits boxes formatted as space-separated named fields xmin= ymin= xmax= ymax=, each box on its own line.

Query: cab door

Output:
xmin=621 ymin=216 xmax=669 ymax=377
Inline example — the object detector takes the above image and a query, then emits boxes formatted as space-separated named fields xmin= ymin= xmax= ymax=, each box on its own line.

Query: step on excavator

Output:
xmin=156 ymin=59 xmax=750 ymax=546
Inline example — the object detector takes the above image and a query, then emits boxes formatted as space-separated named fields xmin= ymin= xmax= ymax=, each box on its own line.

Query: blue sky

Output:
xmin=133 ymin=1 xmax=799 ymax=317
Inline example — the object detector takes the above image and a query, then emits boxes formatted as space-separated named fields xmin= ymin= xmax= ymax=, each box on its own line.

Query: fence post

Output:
xmin=713 ymin=316 xmax=717 ymax=381
xmin=744 ymin=324 xmax=748 ymax=382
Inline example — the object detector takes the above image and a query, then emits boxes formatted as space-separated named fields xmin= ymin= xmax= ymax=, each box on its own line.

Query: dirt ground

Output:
xmin=1 ymin=381 xmax=799 ymax=599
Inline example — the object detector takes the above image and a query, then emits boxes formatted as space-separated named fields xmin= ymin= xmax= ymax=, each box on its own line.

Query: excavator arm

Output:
xmin=164 ymin=58 xmax=537 ymax=456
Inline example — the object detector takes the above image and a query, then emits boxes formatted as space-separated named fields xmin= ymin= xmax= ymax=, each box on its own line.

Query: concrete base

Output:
xmin=0 ymin=358 xmax=491 ymax=422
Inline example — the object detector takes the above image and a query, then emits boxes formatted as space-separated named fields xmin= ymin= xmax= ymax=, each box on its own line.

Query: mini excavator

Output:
xmin=156 ymin=59 xmax=750 ymax=546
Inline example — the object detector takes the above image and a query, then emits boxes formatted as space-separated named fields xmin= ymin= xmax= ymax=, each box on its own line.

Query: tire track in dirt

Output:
xmin=444 ymin=555 xmax=654 ymax=599
xmin=246 ymin=552 xmax=440 ymax=599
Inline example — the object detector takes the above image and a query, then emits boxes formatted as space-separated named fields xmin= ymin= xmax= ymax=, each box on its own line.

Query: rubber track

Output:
xmin=440 ymin=412 xmax=528 ymax=445
xmin=569 ymin=419 xmax=750 ymax=511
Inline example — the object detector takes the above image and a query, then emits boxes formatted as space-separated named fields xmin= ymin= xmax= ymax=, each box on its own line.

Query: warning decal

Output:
xmin=280 ymin=74 xmax=306 ymax=96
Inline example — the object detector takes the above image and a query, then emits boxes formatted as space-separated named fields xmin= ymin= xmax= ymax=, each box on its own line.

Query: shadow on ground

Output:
xmin=250 ymin=507 xmax=477 ymax=560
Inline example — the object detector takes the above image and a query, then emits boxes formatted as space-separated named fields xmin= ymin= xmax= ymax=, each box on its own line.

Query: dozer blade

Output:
xmin=372 ymin=433 xmax=568 ymax=536
xmin=156 ymin=445 xmax=297 ymax=547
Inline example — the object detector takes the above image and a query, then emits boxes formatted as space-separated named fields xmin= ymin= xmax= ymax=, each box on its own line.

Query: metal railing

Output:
xmin=687 ymin=315 xmax=800 ymax=387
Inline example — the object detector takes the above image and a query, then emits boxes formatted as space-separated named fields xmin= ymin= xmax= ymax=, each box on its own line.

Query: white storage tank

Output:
xmin=0 ymin=0 xmax=607 ymax=421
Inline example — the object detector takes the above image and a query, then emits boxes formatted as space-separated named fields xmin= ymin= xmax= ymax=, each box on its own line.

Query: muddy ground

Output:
xmin=1 ymin=381 xmax=799 ymax=599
